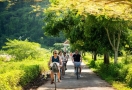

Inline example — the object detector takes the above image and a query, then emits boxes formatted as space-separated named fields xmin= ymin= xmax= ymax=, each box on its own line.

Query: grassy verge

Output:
xmin=83 ymin=53 xmax=132 ymax=90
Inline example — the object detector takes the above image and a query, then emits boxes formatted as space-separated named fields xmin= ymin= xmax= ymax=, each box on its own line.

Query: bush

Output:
xmin=0 ymin=40 xmax=50 ymax=89
xmin=0 ymin=70 xmax=23 ymax=90
xmin=98 ymin=63 xmax=123 ymax=80
xmin=89 ymin=60 xmax=96 ymax=68
xmin=19 ymin=65 xmax=40 ymax=86
xmin=2 ymin=39 xmax=46 ymax=60
xmin=126 ymin=67 xmax=132 ymax=87
xmin=122 ymin=55 xmax=132 ymax=64
xmin=118 ymin=65 xmax=129 ymax=81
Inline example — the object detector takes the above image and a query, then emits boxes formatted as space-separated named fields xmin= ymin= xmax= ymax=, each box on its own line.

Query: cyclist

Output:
xmin=48 ymin=50 xmax=62 ymax=84
xmin=72 ymin=49 xmax=82 ymax=77
xmin=58 ymin=51 xmax=65 ymax=76
xmin=63 ymin=52 xmax=68 ymax=70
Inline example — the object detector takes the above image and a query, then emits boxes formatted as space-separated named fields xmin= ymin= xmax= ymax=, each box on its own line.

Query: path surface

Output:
xmin=37 ymin=58 xmax=115 ymax=90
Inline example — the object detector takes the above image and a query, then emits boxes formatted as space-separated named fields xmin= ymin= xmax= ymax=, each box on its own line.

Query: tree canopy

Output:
xmin=44 ymin=0 xmax=132 ymax=63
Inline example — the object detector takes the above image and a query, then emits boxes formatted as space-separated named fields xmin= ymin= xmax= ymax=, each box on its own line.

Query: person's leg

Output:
xmin=65 ymin=61 xmax=67 ymax=70
xmin=62 ymin=62 xmax=64 ymax=75
xmin=57 ymin=67 xmax=61 ymax=82
xmin=79 ymin=62 xmax=82 ymax=76
xmin=50 ymin=71 xmax=54 ymax=84
xmin=74 ymin=62 xmax=76 ymax=73
xmin=57 ymin=71 xmax=61 ymax=82
xmin=79 ymin=65 xmax=82 ymax=74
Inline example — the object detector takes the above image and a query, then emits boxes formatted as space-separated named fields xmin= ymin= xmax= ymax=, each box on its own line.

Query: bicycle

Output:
xmin=54 ymin=73 xmax=57 ymax=90
xmin=52 ymin=62 xmax=60 ymax=90
xmin=60 ymin=67 xmax=62 ymax=80
xmin=62 ymin=61 xmax=67 ymax=75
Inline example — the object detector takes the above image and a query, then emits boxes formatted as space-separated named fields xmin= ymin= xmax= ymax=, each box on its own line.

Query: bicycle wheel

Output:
xmin=76 ymin=67 xmax=79 ymax=79
xmin=60 ymin=68 xmax=62 ymax=80
xmin=54 ymin=74 xmax=57 ymax=90
xmin=63 ymin=64 xmax=65 ymax=75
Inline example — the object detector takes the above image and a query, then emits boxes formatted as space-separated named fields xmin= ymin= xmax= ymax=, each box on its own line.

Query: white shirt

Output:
xmin=59 ymin=54 xmax=64 ymax=61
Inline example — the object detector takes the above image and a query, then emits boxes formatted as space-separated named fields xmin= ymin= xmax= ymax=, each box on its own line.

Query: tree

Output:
xmin=0 ymin=0 xmax=66 ymax=48
xmin=44 ymin=0 xmax=132 ymax=63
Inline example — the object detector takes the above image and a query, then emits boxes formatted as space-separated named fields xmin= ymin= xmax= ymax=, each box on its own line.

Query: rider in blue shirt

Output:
xmin=48 ymin=50 xmax=62 ymax=84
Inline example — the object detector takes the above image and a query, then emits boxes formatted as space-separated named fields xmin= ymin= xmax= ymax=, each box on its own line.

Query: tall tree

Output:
xmin=44 ymin=0 xmax=132 ymax=63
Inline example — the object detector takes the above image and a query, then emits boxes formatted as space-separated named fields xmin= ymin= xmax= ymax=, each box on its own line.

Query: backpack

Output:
xmin=52 ymin=62 xmax=59 ymax=73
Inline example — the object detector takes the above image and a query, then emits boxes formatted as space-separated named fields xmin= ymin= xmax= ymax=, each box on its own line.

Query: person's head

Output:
xmin=64 ymin=52 xmax=66 ymax=55
xmin=53 ymin=50 xmax=58 ymax=56
xmin=58 ymin=51 xmax=62 ymax=55
xmin=75 ymin=49 xmax=78 ymax=54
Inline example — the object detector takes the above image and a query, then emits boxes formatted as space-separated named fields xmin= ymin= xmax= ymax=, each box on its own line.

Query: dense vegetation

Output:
xmin=0 ymin=0 xmax=66 ymax=48
xmin=0 ymin=0 xmax=132 ymax=90
xmin=43 ymin=0 xmax=132 ymax=89
xmin=0 ymin=39 xmax=51 ymax=90
xmin=83 ymin=53 xmax=132 ymax=90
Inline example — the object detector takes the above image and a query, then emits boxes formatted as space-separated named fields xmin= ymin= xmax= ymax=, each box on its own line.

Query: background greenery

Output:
xmin=0 ymin=0 xmax=132 ymax=90
xmin=83 ymin=53 xmax=132 ymax=90
xmin=0 ymin=39 xmax=51 ymax=90
xmin=0 ymin=0 xmax=66 ymax=48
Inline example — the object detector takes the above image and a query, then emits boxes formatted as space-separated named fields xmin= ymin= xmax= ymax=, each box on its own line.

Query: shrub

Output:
xmin=0 ymin=70 xmax=23 ymax=90
xmin=118 ymin=65 xmax=129 ymax=81
xmin=2 ymin=39 xmax=45 ymax=60
xmin=126 ymin=66 xmax=132 ymax=87
xmin=89 ymin=60 xmax=96 ymax=68
xmin=19 ymin=65 xmax=40 ymax=86
xmin=98 ymin=63 xmax=124 ymax=81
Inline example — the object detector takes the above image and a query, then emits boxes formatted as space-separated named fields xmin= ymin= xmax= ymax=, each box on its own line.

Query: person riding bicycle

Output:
xmin=48 ymin=50 xmax=62 ymax=84
xmin=58 ymin=51 xmax=66 ymax=76
xmin=72 ymin=49 xmax=82 ymax=77
xmin=63 ymin=52 xmax=68 ymax=70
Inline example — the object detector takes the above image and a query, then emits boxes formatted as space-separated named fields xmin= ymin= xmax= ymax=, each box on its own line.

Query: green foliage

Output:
xmin=122 ymin=55 xmax=132 ymax=64
xmin=126 ymin=67 xmax=132 ymax=87
xmin=0 ymin=0 xmax=65 ymax=48
xmin=19 ymin=65 xmax=40 ymax=86
xmin=2 ymin=39 xmax=46 ymax=60
xmin=98 ymin=63 xmax=123 ymax=80
xmin=119 ymin=65 xmax=129 ymax=81
xmin=0 ymin=70 xmax=23 ymax=90
xmin=84 ymin=53 xmax=132 ymax=89
xmin=0 ymin=40 xmax=51 ymax=89
xmin=53 ymin=43 xmax=63 ymax=51
xmin=44 ymin=0 xmax=132 ymax=64
xmin=89 ymin=60 xmax=96 ymax=68
xmin=0 ymin=57 xmax=50 ymax=89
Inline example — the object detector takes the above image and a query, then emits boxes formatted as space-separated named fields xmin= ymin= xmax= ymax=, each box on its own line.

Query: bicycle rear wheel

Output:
xmin=63 ymin=64 xmax=66 ymax=75
xmin=54 ymin=74 xmax=57 ymax=90
xmin=60 ymin=68 xmax=62 ymax=80
xmin=76 ymin=67 xmax=79 ymax=79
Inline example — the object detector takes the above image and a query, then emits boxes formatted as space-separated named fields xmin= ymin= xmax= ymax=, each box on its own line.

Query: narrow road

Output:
xmin=37 ymin=58 xmax=115 ymax=90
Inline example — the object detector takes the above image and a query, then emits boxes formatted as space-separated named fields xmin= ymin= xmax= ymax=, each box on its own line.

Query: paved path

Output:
xmin=37 ymin=58 xmax=115 ymax=90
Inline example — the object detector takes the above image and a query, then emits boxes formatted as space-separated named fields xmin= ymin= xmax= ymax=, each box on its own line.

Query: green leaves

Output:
xmin=2 ymin=39 xmax=43 ymax=60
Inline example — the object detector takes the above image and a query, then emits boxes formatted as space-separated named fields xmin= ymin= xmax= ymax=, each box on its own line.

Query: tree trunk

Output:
xmin=92 ymin=51 xmax=94 ymax=59
xmin=105 ymin=27 xmax=121 ymax=64
xmin=114 ymin=50 xmax=118 ymax=64
xmin=93 ymin=51 xmax=97 ymax=61
xmin=104 ymin=52 xmax=109 ymax=64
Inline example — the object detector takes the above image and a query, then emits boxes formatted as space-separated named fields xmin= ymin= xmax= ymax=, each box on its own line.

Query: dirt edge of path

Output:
xmin=23 ymin=74 xmax=50 ymax=90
